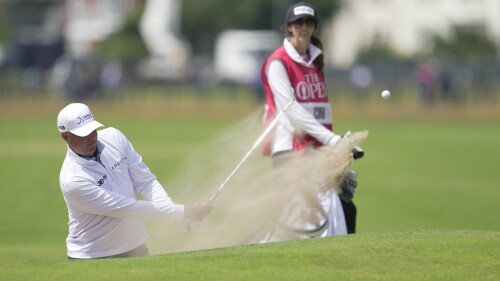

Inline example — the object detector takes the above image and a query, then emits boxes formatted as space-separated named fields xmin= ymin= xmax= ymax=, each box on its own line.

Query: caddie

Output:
xmin=259 ymin=1 xmax=363 ymax=240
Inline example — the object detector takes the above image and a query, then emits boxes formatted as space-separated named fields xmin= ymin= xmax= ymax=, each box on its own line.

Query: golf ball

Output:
xmin=381 ymin=90 xmax=391 ymax=99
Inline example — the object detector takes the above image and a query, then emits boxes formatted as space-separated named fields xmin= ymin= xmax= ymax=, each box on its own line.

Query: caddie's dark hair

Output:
xmin=311 ymin=35 xmax=324 ymax=73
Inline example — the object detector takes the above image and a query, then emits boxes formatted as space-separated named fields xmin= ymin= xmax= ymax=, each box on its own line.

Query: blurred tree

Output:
xmin=0 ymin=2 xmax=8 ymax=44
xmin=355 ymin=24 xmax=498 ymax=62
xmin=4 ymin=1 xmax=48 ymax=26
xmin=181 ymin=0 xmax=343 ymax=55
xmin=357 ymin=38 xmax=401 ymax=61
xmin=2 ymin=0 xmax=64 ymax=70
xmin=1 ymin=0 xmax=59 ymax=44
xmin=99 ymin=3 xmax=149 ymax=61
xmin=430 ymin=25 xmax=497 ymax=60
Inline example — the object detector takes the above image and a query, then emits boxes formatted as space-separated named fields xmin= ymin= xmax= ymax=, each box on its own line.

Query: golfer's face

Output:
xmin=64 ymin=130 xmax=98 ymax=157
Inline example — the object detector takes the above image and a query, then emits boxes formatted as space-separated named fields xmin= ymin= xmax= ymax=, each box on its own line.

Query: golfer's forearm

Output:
xmin=115 ymin=200 xmax=185 ymax=221
xmin=78 ymin=199 xmax=184 ymax=221
xmin=64 ymin=183 xmax=184 ymax=221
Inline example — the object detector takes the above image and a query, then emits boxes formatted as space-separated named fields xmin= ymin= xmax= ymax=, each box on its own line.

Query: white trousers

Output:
xmin=323 ymin=192 xmax=348 ymax=236
xmin=257 ymin=190 xmax=347 ymax=243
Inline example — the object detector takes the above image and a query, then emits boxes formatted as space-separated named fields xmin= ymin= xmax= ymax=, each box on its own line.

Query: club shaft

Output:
xmin=208 ymin=98 xmax=295 ymax=203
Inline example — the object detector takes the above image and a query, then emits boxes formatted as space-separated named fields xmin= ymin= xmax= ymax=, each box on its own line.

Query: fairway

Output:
xmin=0 ymin=97 xmax=499 ymax=280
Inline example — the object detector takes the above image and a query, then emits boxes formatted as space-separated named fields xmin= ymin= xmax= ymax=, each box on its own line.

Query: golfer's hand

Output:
xmin=184 ymin=202 xmax=211 ymax=222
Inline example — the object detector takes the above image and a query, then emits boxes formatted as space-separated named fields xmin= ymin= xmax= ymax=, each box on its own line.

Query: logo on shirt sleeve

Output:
xmin=97 ymin=175 xmax=107 ymax=186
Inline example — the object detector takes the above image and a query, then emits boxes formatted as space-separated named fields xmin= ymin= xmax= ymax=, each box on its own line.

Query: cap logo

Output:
xmin=77 ymin=113 xmax=93 ymax=125
xmin=294 ymin=6 xmax=314 ymax=17
xmin=58 ymin=125 xmax=66 ymax=130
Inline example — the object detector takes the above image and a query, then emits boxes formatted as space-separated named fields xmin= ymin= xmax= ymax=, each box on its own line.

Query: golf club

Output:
xmin=185 ymin=95 xmax=296 ymax=231
xmin=208 ymin=96 xmax=295 ymax=204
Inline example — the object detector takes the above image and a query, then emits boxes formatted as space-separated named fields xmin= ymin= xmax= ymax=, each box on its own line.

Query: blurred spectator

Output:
xmin=0 ymin=45 xmax=4 ymax=62
xmin=437 ymin=64 xmax=455 ymax=102
xmin=350 ymin=64 xmax=373 ymax=99
xmin=100 ymin=61 xmax=124 ymax=96
xmin=455 ymin=65 xmax=474 ymax=98
xmin=74 ymin=52 xmax=101 ymax=99
xmin=414 ymin=62 xmax=436 ymax=107
xmin=49 ymin=43 xmax=101 ymax=99
xmin=22 ymin=66 xmax=42 ymax=91
xmin=49 ymin=55 xmax=73 ymax=98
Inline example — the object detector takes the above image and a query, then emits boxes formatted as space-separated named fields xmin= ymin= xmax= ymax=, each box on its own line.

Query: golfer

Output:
xmin=260 ymin=2 xmax=358 ymax=239
xmin=57 ymin=103 xmax=211 ymax=259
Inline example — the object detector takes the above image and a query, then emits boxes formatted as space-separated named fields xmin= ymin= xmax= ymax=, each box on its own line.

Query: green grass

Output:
xmin=0 ymin=97 xmax=499 ymax=280
xmin=1 ymin=230 xmax=498 ymax=281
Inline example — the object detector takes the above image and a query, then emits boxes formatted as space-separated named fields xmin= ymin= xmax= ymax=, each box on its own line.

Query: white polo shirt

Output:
xmin=59 ymin=127 xmax=184 ymax=258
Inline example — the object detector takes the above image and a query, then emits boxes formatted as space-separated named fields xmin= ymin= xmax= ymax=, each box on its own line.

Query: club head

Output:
xmin=353 ymin=146 xmax=364 ymax=160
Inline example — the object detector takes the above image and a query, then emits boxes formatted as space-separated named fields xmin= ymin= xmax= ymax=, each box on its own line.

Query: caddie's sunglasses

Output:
xmin=292 ymin=17 xmax=316 ymax=27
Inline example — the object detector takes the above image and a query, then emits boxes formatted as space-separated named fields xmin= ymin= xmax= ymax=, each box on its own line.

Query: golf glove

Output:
xmin=339 ymin=170 xmax=358 ymax=202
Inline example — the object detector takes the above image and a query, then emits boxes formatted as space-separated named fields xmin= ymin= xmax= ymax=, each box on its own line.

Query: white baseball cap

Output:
xmin=57 ymin=103 xmax=104 ymax=137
